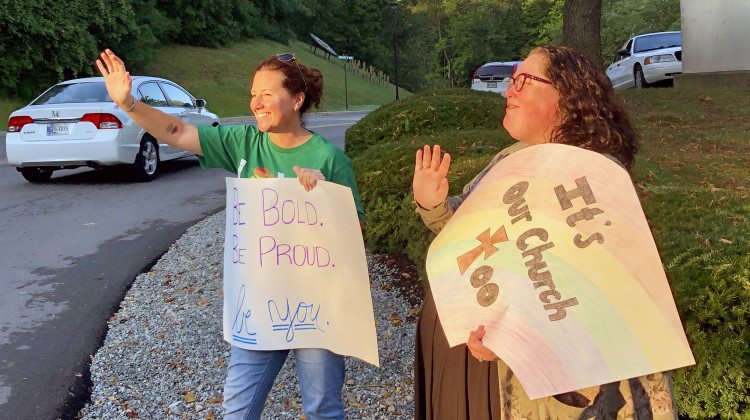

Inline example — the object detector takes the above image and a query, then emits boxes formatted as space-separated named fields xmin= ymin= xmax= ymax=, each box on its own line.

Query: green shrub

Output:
xmin=673 ymin=255 xmax=750 ymax=419
xmin=642 ymin=189 xmax=750 ymax=419
xmin=349 ymin=87 xmax=750 ymax=419
xmin=351 ymin=124 xmax=516 ymax=278
xmin=345 ymin=88 xmax=507 ymax=157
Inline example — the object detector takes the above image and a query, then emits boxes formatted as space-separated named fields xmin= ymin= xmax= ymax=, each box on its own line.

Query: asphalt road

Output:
xmin=0 ymin=111 xmax=367 ymax=419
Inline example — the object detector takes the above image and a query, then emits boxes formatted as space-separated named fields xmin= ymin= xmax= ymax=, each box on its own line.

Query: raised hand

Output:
xmin=412 ymin=144 xmax=451 ymax=210
xmin=95 ymin=49 xmax=134 ymax=109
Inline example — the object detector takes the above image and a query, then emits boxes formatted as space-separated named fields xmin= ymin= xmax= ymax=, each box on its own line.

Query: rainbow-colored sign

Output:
xmin=426 ymin=143 xmax=694 ymax=399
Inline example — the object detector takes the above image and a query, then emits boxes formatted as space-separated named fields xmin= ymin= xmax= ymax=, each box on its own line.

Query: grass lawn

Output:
xmin=141 ymin=39 xmax=407 ymax=117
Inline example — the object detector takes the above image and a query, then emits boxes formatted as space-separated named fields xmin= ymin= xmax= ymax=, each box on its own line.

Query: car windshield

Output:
xmin=633 ymin=33 xmax=681 ymax=53
xmin=31 ymin=82 xmax=112 ymax=105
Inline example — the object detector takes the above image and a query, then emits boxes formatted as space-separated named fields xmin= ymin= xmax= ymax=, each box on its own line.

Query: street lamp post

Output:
xmin=446 ymin=39 xmax=453 ymax=87
xmin=390 ymin=1 xmax=399 ymax=100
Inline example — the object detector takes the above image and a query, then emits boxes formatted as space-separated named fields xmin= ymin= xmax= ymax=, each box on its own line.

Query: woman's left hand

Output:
xmin=467 ymin=325 xmax=499 ymax=363
xmin=293 ymin=166 xmax=325 ymax=191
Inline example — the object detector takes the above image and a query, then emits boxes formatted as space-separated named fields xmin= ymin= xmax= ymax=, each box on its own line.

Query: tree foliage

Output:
xmin=0 ymin=0 xmax=303 ymax=99
xmin=442 ymin=1 xmax=519 ymax=86
xmin=389 ymin=0 xmax=680 ymax=89
xmin=387 ymin=0 xmax=564 ymax=90
xmin=292 ymin=0 xmax=394 ymax=87
xmin=2 ymin=0 xmax=684 ymax=104
xmin=601 ymin=0 xmax=681 ymax=66
xmin=0 ymin=0 xmax=161 ymax=98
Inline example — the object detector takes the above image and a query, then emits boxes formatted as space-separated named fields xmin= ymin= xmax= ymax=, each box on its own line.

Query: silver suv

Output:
xmin=471 ymin=61 xmax=523 ymax=97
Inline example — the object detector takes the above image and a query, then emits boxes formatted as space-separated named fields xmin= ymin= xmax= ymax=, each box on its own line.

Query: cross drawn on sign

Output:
xmin=456 ymin=226 xmax=508 ymax=307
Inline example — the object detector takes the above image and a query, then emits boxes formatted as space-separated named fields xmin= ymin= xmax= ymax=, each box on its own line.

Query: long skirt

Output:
xmin=414 ymin=290 xmax=678 ymax=420
xmin=414 ymin=288 xmax=501 ymax=420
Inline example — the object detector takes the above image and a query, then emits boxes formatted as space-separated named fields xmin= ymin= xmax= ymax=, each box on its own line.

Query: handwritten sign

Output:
xmin=223 ymin=178 xmax=378 ymax=366
xmin=426 ymin=143 xmax=694 ymax=399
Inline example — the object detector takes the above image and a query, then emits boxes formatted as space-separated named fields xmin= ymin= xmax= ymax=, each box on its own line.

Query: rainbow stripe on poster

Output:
xmin=426 ymin=143 xmax=694 ymax=399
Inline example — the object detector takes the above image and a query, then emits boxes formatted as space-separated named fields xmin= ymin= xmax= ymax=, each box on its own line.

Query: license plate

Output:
xmin=487 ymin=82 xmax=497 ymax=88
xmin=46 ymin=123 xmax=69 ymax=136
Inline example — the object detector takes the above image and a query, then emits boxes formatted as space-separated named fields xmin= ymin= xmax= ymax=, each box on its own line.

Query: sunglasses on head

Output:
xmin=277 ymin=53 xmax=307 ymax=93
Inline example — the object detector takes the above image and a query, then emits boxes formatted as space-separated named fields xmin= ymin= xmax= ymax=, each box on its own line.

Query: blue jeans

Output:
xmin=223 ymin=346 xmax=346 ymax=420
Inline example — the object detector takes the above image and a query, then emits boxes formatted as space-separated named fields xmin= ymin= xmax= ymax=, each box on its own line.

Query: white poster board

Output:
xmin=223 ymin=178 xmax=378 ymax=366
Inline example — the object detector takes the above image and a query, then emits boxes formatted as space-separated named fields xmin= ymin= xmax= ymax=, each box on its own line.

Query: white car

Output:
xmin=471 ymin=61 xmax=524 ymax=97
xmin=606 ymin=31 xmax=682 ymax=90
xmin=6 ymin=76 xmax=220 ymax=182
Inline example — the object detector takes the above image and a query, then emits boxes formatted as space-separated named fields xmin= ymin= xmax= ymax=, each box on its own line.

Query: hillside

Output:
xmin=141 ymin=39 xmax=406 ymax=116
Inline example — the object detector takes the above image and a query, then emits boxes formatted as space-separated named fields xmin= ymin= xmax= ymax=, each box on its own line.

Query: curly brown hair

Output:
xmin=531 ymin=45 xmax=639 ymax=169
xmin=256 ymin=55 xmax=324 ymax=116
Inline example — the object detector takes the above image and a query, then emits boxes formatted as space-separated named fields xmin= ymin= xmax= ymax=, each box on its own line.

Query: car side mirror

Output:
xmin=195 ymin=99 xmax=206 ymax=108
xmin=617 ymin=49 xmax=631 ymax=58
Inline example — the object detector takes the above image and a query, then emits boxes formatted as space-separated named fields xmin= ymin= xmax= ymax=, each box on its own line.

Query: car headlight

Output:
xmin=644 ymin=54 xmax=676 ymax=64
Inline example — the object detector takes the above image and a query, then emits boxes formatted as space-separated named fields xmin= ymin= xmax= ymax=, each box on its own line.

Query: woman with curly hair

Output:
xmin=412 ymin=45 xmax=676 ymax=420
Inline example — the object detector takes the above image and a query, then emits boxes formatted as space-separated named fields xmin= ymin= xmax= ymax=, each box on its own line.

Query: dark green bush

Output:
xmin=345 ymin=88 xmax=507 ymax=157
xmin=351 ymin=127 xmax=515 ymax=277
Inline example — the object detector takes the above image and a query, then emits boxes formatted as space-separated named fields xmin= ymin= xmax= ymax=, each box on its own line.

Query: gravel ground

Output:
xmin=79 ymin=210 xmax=425 ymax=420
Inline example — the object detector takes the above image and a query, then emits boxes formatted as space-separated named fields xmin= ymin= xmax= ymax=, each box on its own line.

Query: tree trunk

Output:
xmin=562 ymin=0 xmax=603 ymax=68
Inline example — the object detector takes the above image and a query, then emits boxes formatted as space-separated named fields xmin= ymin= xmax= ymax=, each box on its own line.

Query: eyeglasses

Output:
xmin=277 ymin=53 xmax=308 ymax=93
xmin=508 ymin=73 xmax=552 ymax=92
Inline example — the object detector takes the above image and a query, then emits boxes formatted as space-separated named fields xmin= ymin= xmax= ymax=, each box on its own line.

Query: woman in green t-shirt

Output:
xmin=97 ymin=49 xmax=363 ymax=420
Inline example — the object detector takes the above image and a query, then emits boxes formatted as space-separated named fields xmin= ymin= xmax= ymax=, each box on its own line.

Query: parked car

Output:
xmin=606 ymin=31 xmax=682 ymax=90
xmin=6 ymin=76 xmax=220 ymax=182
xmin=471 ymin=61 xmax=524 ymax=97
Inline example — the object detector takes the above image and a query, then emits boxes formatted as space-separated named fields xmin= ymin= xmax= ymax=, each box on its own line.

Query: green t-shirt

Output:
xmin=196 ymin=124 xmax=364 ymax=221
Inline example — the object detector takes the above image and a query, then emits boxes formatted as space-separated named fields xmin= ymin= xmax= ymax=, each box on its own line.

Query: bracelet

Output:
xmin=122 ymin=95 xmax=137 ymax=112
